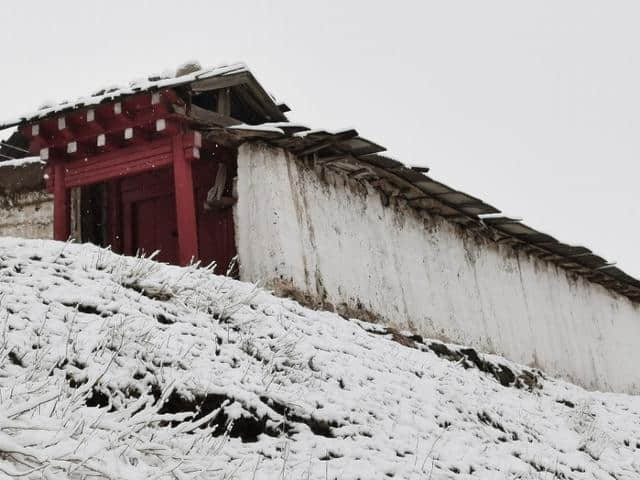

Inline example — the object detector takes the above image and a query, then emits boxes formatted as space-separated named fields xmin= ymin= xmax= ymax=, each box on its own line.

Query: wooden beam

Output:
xmin=190 ymin=71 xmax=248 ymax=93
xmin=96 ymin=133 xmax=107 ymax=149
xmin=62 ymin=141 xmax=196 ymax=188
xmin=455 ymin=201 xmax=485 ymax=209
xmin=316 ymin=154 xmax=347 ymax=164
xmin=242 ymin=72 xmax=287 ymax=121
xmin=438 ymin=213 xmax=468 ymax=221
xmin=54 ymin=116 xmax=75 ymax=143
xmin=67 ymin=109 xmax=103 ymax=136
xmin=155 ymin=118 xmax=182 ymax=137
xmin=0 ymin=141 xmax=29 ymax=154
xmin=23 ymin=102 xmax=175 ymax=154
xmin=21 ymin=124 xmax=48 ymax=154
xmin=347 ymin=168 xmax=370 ymax=178
xmin=61 ymin=133 xmax=199 ymax=189
xmin=201 ymin=130 xmax=242 ymax=149
xmin=296 ymin=130 xmax=359 ymax=156
xmin=65 ymin=141 xmax=90 ymax=158
xmin=171 ymin=134 xmax=198 ymax=266
xmin=233 ymin=84 xmax=271 ymax=120
xmin=407 ymin=195 xmax=431 ymax=203
xmin=319 ymin=151 xmax=485 ymax=228
xmin=565 ymin=252 xmax=594 ymax=258
xmin=187 ymin=104 xmax=241 ymax=127
xmin=123 ymin=126 xmax=151 ymax=143
xmin=95 ymin=101 xmax=132 ymax=131
xmin=217 ymin=88 xmax=231 ymax=116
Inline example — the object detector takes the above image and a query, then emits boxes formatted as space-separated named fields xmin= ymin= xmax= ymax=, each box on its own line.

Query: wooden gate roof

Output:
xmin=0 ymin=63 xmax=287 ymax=130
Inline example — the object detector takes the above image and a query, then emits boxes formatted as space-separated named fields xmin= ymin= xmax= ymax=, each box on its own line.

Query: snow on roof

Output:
xmin=0 ymin=237 xmax=639 ymax=479
xmin=0 ymin=62 xmax=248 ymax=130
xmin=0 ymin=125 xmax=17 ymax=142
xmin=227 ymin=123 xmax=287 ymax=134
xmin=0 ymin=156 xmax=43 ymax=169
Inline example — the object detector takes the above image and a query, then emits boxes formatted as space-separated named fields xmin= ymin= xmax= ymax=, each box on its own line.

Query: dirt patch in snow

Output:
xmin=356 ymin=323 xmax=543 ymax=390
xmin=268 ymin=278 xmax=384 ymax=324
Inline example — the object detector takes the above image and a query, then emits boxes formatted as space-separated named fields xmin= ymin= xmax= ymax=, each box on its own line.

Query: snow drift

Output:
xmin=0 ymin=238 xmax=638 ymax=479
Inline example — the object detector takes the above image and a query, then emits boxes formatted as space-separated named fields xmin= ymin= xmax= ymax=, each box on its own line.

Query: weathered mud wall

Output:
xmin=0 ymin=159 xmax=53 ymax=239
xmin=234 ymin=142 xmax=640 ymax=394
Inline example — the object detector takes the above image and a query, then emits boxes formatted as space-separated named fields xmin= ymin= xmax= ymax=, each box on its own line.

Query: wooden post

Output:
xmin=53 ymin=162 xmax=71 ymax=241
xmin=172 ymin=134 xmax=198 ymax=265
xmin=69 ymin=187 xmax=82 ymax=241
xmin=217 ymin=88 xmax=231 ymax=116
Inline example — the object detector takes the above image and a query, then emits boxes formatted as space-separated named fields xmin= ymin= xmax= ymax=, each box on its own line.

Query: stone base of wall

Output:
xmin=0 ymin=190 xmax=53 ymax=239
xmin=0 ymin=158 xmax=53 ymax=240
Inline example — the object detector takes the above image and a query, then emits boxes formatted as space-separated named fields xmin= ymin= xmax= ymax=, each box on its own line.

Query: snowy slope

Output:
xmin=0 ymin=238 xmax=638 ymax=479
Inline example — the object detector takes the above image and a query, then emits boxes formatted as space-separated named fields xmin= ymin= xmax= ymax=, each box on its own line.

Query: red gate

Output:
xmin=20 ymin=89 xmax=236 ymax=269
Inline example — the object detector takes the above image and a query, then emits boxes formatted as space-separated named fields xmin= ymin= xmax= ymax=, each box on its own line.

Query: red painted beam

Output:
xmin=61 ymin=135 xmax=198 ymax=188
xmin=68 ymin=137 xmax=172 ymax=170
xmin=64 ymin=150 xmax=173 ymax=187
xmin=21 ymin=93 xmax=178 ymax=152
xmin=20 ymin=124 xmax=49 ymax=155
xmin=65 ymin=140 xmax=91 ymax=158
xmin=69 ymin=109 xmax=103 ymax=136
xmin=53 ymin=116 xmax=75 ymax=143
xmin=172 ymin=134 xmax=199 ymax=266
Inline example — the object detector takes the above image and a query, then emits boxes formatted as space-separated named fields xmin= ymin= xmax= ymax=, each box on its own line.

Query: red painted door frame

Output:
xmin=20 ymin=90 xmax=205 ymax=266
xmin=49 ymin=131 xmax=201 ymax=266
xmin=114 ymin=148 xmax=236 ymax=271
xmin=171 ymin=134 xmax=198 ymax=265
xmin=120 ymin=168 xmax=177 ymax=264
xmin=53 ymin=162 xmax=71 ymax=241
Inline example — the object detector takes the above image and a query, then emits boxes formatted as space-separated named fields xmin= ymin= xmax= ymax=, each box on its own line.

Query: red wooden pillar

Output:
xmin=53 ymin=162 xmax=71 ymax=241
xmin=172 ymin=134 xmax=199 ymax=265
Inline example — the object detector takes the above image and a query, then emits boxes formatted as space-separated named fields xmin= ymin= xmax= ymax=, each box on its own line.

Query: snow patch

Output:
xmin=0 ymin=237 xmax=638 ymax=479
xmin=0 ymin=156 xmax=43 ymax=169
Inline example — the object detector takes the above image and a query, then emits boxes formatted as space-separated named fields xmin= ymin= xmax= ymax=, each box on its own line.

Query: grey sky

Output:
xmin=2 ymin=1 xmax=638 ymax=277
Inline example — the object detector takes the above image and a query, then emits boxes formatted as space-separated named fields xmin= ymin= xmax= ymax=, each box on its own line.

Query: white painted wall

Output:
xmin=0 ymin=190 xmax=53 ymax=239
xmin=235 ymin=143 xmax=640 ymax=394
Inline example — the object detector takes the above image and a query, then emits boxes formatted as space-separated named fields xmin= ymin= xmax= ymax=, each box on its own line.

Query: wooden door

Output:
xmin=132 ymin=193 xmax=178 ymax=264
xmin=120 ymin=168 xmax=179 ymax=265
xmin=115 ymin=155 xmax=236 ymax=272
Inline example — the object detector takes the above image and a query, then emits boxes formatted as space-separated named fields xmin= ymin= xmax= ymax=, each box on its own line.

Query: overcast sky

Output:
xmin=2 ymin=1 xmax=639 ymax=277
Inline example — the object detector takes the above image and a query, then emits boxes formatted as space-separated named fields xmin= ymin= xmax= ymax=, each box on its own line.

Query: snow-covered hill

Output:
xmin=0 ymin=238 xmax=638 ymax=479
